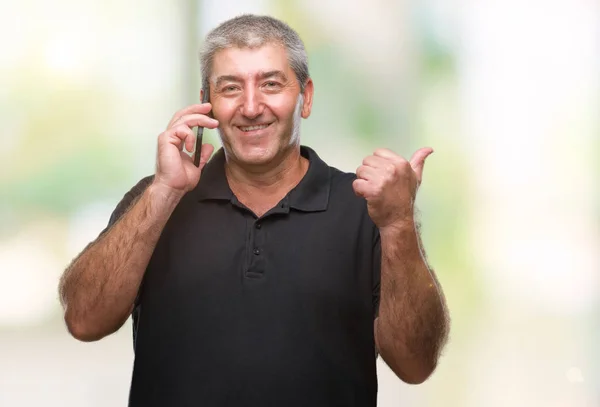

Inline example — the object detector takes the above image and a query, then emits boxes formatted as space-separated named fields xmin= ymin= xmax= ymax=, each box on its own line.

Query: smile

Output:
xmin=238 ymin=123 xmax=271 ymax=132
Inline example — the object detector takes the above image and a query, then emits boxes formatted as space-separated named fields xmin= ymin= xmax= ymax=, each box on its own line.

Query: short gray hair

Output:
xmin=199 ymin=14 xmax=310 ymax=94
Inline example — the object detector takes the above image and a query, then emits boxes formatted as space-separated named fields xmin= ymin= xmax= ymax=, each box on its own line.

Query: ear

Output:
xmin=199 ymin=88 xmax=205 ymax=102
xmin=301 ymin=78 xmax=314 ymax=119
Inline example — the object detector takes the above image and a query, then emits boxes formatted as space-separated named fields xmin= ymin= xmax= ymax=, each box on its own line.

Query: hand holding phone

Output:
xmin=154 ymin=92 xmax=217 ymax=193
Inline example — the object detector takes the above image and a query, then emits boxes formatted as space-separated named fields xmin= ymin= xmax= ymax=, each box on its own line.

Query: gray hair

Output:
xmin=199 ymin=14 xmax=310 ymax=94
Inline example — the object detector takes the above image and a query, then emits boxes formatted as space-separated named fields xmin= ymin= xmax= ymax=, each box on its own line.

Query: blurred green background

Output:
xmin=0 ymin=0 xmax=598 ymax=406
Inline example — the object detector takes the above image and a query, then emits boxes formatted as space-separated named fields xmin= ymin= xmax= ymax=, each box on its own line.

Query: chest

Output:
xmin=141 ymin=200 xmax=378 ymax=319
xmin=133 ymin=198 xmax=380 ymax=392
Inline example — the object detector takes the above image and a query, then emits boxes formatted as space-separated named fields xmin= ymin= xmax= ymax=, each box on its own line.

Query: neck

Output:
xmin=224 ymin=147 xmax=308 ymax=198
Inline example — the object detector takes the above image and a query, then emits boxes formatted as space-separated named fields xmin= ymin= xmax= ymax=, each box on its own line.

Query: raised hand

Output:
xmin=353 ymin=147 xmax=433 ymax=230
xmin=154 ymin=103 xmax=219 ymax=193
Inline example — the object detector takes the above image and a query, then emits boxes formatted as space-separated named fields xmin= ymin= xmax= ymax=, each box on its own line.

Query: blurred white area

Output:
xmin=0 ymin=225 xmax=63 ymax=325
xmin=459 ymin=0 xmax=599 ymax=405
xmin=66 ymin=203 xmax=115 ymax=259
xmin=200 ymin=0 xmax=269 ymax=35
xmin=462 ymin=0 xmax=600 ymax=313
xmin=0 ymin=0 xmax=598 ymax=406
xmin=0 ymin=327 xmax=134 ymax=407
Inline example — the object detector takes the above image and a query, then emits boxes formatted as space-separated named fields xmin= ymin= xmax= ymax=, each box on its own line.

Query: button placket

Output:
xmin=245 ymin=218 xmax=266 ymax=279
xmin=253 ymin=220 xmax=263 ymax=257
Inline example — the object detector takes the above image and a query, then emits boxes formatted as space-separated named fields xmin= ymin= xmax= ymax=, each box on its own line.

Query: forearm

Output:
xmin=376 ymin=220 xmax=449 ymax=383
xmin=59 ymin=183 xmax=183 ymax=341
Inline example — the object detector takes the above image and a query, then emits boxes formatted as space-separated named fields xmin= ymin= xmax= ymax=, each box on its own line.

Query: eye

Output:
xmin=222 ymin=85 xmax=239 ymax=93
xmin=263 ymin=81 xmax=280 ymax=89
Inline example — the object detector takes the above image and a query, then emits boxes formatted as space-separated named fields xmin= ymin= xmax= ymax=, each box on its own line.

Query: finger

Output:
xmin=356 ymin=165 xmax=380 ymax=181
xmin=166 ymin=125 xmax=195 ymax=152
xmin=409 ymin=147 xmax=434 ymax=182
xmin=198 ymin=143 xmax=215 ymax=170
xmin=168 ymin=103 xmax=212 ymax=126
xmin=167 ymin=103 xmax=213 ymax=128
xmin=171 ymin=114 xmax=219 ymax=130
xmin=352 ymin=179 xmax=376 ymax=199
xmin=180 ymin=149 xmax=194 ymax=165
xmin=362 ymin=155 xmax=391 ymax=169
xmin=373 ymin=148 xmax=402 ymax=162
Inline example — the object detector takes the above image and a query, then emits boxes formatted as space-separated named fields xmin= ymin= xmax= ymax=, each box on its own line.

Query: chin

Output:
xmin=234 ymin=143 xmax=278 ymax=165
xmin=220 ymin=127 xmax=295 ymax=166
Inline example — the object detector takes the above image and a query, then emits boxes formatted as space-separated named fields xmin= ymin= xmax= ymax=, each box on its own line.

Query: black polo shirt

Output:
xmin=103 ymin=145 xmax=382 ymax=407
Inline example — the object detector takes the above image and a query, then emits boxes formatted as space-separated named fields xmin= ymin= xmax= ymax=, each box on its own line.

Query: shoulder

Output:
xmin=328 ymin=165 xmax=358 ymax=196
xmin=305 ymin=145 xmax=357 ymax=190
xmin=304 ymin=145 xmax=363 ymax=210
xmin=329 ymin=166 xmax=357 ymax=187
xmin=326 ymin=165 xmax=367 ymax=212
xmin=323 ymin=161 xmax=380 ymax=246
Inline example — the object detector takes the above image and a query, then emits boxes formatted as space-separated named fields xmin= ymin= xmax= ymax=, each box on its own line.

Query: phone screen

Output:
xmin=193 ymin=88 xmax=211 ymax=167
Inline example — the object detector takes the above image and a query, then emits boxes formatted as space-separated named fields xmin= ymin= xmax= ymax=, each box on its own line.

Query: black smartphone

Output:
xmin=193 ymin=88 xmax=211 ymax=167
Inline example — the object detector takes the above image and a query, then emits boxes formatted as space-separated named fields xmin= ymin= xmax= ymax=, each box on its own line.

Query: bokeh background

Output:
xmin=1 ymin=0 xmax=598 ymax=405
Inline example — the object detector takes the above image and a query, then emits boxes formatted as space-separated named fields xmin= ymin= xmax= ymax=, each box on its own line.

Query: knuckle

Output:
xmin=391 ymin=155 xmax=404 ymax=166
xmin=176 ymin=124 xmax=192 ymax=134
xmin=398 ymin=160 xmax=411 ymax=174
xmin=385 ymin=163 xmax=397 ymax=175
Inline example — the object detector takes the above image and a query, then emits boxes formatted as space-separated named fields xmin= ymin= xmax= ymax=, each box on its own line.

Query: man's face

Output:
xmin=208 ymin=43 xmax=313 ymax=166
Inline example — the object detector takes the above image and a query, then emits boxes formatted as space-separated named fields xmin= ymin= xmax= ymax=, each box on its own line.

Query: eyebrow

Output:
xmin=214 ymin=70 xmax=288 ymax=88
xmin=258 ymin=70 xmax=288 ymax=81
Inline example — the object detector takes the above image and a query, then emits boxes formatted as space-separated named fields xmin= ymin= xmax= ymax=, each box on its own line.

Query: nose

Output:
xmin=239 ymin=87 xmax=264 ymax=120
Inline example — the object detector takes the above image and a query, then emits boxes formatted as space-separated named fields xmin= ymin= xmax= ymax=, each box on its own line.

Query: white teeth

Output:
xmin=240 ymin=124 xmax=269 ymax=132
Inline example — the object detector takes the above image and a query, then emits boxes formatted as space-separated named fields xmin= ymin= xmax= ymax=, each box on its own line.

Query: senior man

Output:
xmin=59 ymin=14 xmax=449 ymax=407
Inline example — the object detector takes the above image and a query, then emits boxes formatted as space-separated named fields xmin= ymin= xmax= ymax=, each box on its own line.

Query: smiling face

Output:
xmin=207 ymin=43 xmax=313 ymax=167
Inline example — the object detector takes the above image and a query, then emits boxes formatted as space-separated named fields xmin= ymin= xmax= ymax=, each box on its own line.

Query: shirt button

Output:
xmin=255 ymin=223 xmax=262 ymax=229
xmin=253 ymin=248 xmax=261 ymax=255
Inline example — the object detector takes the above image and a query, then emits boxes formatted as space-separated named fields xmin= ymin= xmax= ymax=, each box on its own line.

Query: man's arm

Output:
xmin=58 ymin=102 xmax=218 ymax=342
xmin=58 ymin=180 xmax=184 ymax=342
xmin=374 ymin=217 xmax=449 ymax=384
xmin=353 ymin=146 xmax=450 ymax=384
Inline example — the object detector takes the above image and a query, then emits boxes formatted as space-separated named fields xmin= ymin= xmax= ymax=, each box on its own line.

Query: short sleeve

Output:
xmin=372 ymin=228 xmax=381 ymax=319
xmin=98 ymin=175 xmax=155 ymax=237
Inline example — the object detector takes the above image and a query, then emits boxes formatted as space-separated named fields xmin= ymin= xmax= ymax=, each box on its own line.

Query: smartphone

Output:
xmin=193 ymin=88 xmax=211 ymax=167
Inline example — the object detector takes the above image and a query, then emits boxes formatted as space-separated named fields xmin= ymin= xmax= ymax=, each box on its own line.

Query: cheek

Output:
xmin=269 ymin=96 xmax=298 ymax=119
xmin=212 ymin=100 xmax=236 ymax=123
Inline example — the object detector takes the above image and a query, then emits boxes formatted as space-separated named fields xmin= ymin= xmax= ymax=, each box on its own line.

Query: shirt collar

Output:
xmin=195 ymin=145 xmax=330 ymax=212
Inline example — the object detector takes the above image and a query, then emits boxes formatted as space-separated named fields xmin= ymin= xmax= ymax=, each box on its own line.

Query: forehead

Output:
xmin=211 ymin=43 xmax=292 ymax=79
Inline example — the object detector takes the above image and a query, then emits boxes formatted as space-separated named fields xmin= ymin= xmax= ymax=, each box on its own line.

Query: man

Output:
xmin=58 ymin=14 xmax=449 ymax=407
